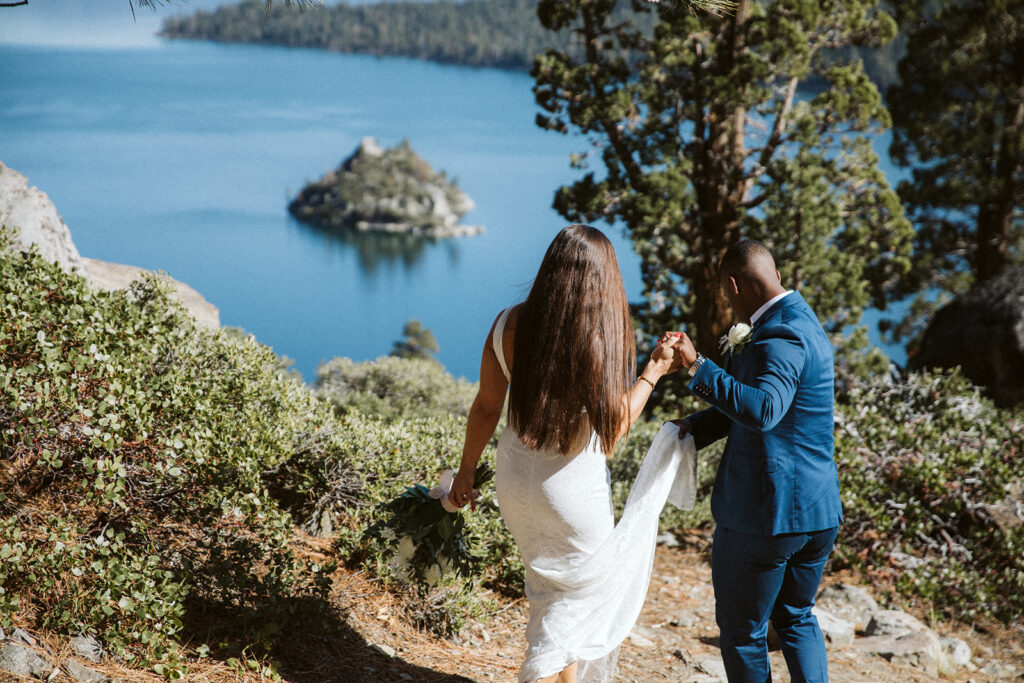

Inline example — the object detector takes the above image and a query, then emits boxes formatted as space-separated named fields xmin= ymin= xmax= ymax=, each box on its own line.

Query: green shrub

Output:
xmin=0 ymin=241 xmax=338 ymax=668
xmin=833 ymin=366 xmax=1024 ymax=623
xmin=314 ymin=354 xmax=476 ymax=422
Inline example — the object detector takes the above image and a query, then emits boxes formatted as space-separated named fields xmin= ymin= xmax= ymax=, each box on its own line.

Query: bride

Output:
xmin=450 ymin=224 xmax=687 ymax=683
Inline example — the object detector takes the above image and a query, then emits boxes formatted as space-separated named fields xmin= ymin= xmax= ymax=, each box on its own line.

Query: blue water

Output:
xmin=0 ymin=38 xmax=907 ymax=380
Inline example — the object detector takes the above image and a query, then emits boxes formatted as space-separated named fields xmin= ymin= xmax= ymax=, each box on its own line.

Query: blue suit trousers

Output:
xmin=712 ymin=525 xmax=839 ymax=683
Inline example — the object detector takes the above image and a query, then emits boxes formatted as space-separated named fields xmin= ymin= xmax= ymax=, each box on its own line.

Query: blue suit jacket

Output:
xmin=686 ymin=291 xmax=842 ymax=536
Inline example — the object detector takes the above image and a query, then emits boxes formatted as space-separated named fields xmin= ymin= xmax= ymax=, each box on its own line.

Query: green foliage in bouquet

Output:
xmin=364 ymin=464 xmax=495 ymax=585
xmin=330 ymin=411 xmax=520 ymax=636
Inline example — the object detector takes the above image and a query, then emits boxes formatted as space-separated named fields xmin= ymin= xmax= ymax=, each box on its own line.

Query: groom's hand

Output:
xmin=672 ymin=332 xmax=698 ymax=369
xmin=670 ymin=418 xmax=692 ymax=441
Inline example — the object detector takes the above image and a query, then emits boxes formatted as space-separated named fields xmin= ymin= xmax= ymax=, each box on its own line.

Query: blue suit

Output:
xmin=685 ymin=291 xmax=842 ymax=682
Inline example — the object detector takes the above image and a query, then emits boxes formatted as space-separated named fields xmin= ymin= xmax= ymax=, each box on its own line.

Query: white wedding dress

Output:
xmin=490 ymin=308 xmax=697 ymax=683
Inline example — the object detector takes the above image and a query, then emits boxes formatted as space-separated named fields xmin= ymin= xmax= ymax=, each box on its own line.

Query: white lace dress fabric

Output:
xmin=490 ymin=308 xmax=696 ymax=683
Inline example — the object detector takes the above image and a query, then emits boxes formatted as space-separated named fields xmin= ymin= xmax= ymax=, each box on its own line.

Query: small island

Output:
xmin=288 ymin=138 xmax=483 ymax=238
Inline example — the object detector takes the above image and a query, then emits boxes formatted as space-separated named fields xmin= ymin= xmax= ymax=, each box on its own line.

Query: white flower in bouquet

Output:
xmin=397 ymin=535 xmax=416 ymax=561
xmin=424 ymin=564 xmax=442 ymax=587
xmin=719 ymin=322 xmax=753 ymax=355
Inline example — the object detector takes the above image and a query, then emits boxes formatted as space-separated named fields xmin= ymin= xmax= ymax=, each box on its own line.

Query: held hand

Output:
xmin=670 ymin=418 xmax=692 ymax=442
xmin=671 ymin=332 xmax=698 ymax=369
xmin=449 ymin=468 xmax=477 ymax=509
xmin=651 ymin=332 xmax=684 ymax=375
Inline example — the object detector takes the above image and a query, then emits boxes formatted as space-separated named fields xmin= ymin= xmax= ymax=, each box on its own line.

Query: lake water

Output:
xmin=0 ymin=38 xmax=906 ymax=380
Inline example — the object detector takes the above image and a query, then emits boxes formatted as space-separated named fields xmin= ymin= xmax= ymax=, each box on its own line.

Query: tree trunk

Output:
xmin=689 ymin=0 xmax=748 ymax=362
xmin=692 ymin=259 xmax=733 ymax=364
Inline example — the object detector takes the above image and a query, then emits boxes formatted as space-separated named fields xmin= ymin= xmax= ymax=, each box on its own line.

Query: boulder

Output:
xmin=854 ymin=631 xmax=946 ymax=677
xmin=816 ymin=583 xmax=880 ymax=631
xmin=64 ymin=657 xmax=108 ymax=682
xmin=0 ymin=161 xmax=85 ymax=274
xmin=0 ymin=643 xmax=52 ymax=679
xmin=0 ymin=161 xmax=220 ymax=329
xmin=940 ymin=636 xmax=972 ymax=669
xmin=68 ymin=634 xmax=104 ymax=663
xmin=864 ymin=609 xmax=929 ymax=637
xmin=811 ymin=607 xmax=855 ymax=649
xmin=81 ymin=258 xmax=220 ymax=329
xmin=910 ymin=265 xmax=1024 ymax=406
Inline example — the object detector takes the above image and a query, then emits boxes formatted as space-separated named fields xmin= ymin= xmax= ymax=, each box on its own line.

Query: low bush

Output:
xmin=0 ymin=240 xmax=338 ymax=673
xmin=832 ymin=367 xmax=1024 ymax=623
xmin=315 ymin=355 xmax=477 ymax=422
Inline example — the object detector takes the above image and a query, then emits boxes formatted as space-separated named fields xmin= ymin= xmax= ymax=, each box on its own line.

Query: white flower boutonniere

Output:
xmin=719 ymin=322 xmax=753 ymax=355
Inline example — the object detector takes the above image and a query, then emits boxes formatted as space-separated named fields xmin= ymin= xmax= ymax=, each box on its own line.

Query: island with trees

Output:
xmin=288 ymin=137 xmax=482 ymax=238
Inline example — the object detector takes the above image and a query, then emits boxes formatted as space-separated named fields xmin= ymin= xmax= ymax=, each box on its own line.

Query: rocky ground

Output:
xmin=4 ymin=531 xmax=1022 ymax=683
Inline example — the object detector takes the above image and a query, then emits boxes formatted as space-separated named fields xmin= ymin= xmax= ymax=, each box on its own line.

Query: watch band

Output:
xmin=687 ymin=353 xmax=706 ymax=378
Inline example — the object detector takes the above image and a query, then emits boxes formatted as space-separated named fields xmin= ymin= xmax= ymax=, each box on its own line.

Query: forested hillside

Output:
xmin=161 ymin=0 xmax=902 ymax=87
xmin=161 ymin=0 xmax=570 ymax=71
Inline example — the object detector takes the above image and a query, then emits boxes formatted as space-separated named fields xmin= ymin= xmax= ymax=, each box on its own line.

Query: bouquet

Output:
xmin=365 ymin=463 xmax=494 ymax=587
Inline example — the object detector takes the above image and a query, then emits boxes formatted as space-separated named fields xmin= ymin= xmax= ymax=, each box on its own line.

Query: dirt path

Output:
xmin=5 ymin=536 xmax=1022 ymax=683
xmin=329 ymin=536 xmax=1024 ymax=683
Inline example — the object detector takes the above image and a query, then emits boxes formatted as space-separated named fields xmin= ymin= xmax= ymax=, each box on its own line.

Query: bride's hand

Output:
xmin=450 ymin=468 xmax=476 ymax=509
xmin=652 ymin=332 xmax=685 ymax=374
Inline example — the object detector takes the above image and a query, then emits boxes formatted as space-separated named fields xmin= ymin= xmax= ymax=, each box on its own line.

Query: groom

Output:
xmin=670 ymin=240 xmax=842 ymax=682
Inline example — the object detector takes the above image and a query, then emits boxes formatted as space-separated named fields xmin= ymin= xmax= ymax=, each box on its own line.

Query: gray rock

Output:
xmin=669 ymin=609 xmax=699 ymax=628
xmin=811 ymin=606 xmax=855 ymax=649
xmin=940 ymin=636 xmax=972 ymax=669
xmin=0 ymin=643 xmax=52 ymax=679
xmin=693 ymin=655 xmax=728 ymax=680
xmin=816 ymin=583 xmax=880 ymax=630
xmin=81 ymin=258 xmax=220 ymax=329
xmin=854 ymin=631 xmax=946 ymax=677
xmin=68 ymin=635 xmax=103 ymax=664
xmin=63 ymin=658 xmax=107 ymax=682
xmin=627 ymin=626 xmax=657 ymax=648
xmin=864 ymin=609 xmax=929 ymax=637
xmin=0 ymin=626 xmax=5 ymax=640
xmin=767 ymin=607 xmax=855 ymax=652
xmin=0 ymin=162 xmax=220 ymax=329
xmin=12 ymin=628 xmax=37 ymax=647
xmin=371 ymin=643 xmax=395 ymax=657
xmin=656 ymin=531 xmax=680 ymax=548
xmin=911 ymin=265 xmax=1024 ymax=406
xmin=0 ymin=161 xmax=85 ymax=274
xmin=979 ymin=661 xmax=1022 ymax=678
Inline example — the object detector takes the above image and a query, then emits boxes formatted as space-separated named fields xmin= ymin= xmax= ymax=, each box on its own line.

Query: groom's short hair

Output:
xmin=719 ymin=240 xmax=776 ymax=281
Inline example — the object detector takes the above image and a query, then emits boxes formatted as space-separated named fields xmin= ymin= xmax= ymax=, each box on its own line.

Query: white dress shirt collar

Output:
xmin=750 ymin=290 xmax=793 ymax=325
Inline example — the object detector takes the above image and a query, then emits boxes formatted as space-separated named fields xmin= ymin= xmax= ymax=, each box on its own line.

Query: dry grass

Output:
xmin=1 ymin=530 xmax=1022 ymax=683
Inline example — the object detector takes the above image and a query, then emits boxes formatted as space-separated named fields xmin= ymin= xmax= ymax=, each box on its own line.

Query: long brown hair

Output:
xmin=508 ymin=224 xmax=635 ymax=455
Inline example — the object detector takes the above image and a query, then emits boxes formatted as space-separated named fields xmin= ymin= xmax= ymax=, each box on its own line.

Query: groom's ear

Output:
xmin=727 ymin=275 xmax=740 ymax=296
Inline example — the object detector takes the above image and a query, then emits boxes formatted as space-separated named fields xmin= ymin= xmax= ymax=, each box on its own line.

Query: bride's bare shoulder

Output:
xmin=505 ymin=303 xmax=524 ymax=330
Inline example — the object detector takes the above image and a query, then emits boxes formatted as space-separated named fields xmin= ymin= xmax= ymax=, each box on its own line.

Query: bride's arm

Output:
xmin=450 ymin=315 xmax=509 ymax=507
xmin=615 ymin=335 xmax=683 ymax=446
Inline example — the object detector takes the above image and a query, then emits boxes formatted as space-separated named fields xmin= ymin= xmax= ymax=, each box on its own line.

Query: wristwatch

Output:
xmin=687 ymin=353 xmax=706 ymax=378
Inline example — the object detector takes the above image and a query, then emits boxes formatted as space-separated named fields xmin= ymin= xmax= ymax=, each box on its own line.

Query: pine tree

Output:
xmin=534 ymin=0 xmax=914 ymax=361
xmin=885 ymin=0 xmax=1023 ymax=340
